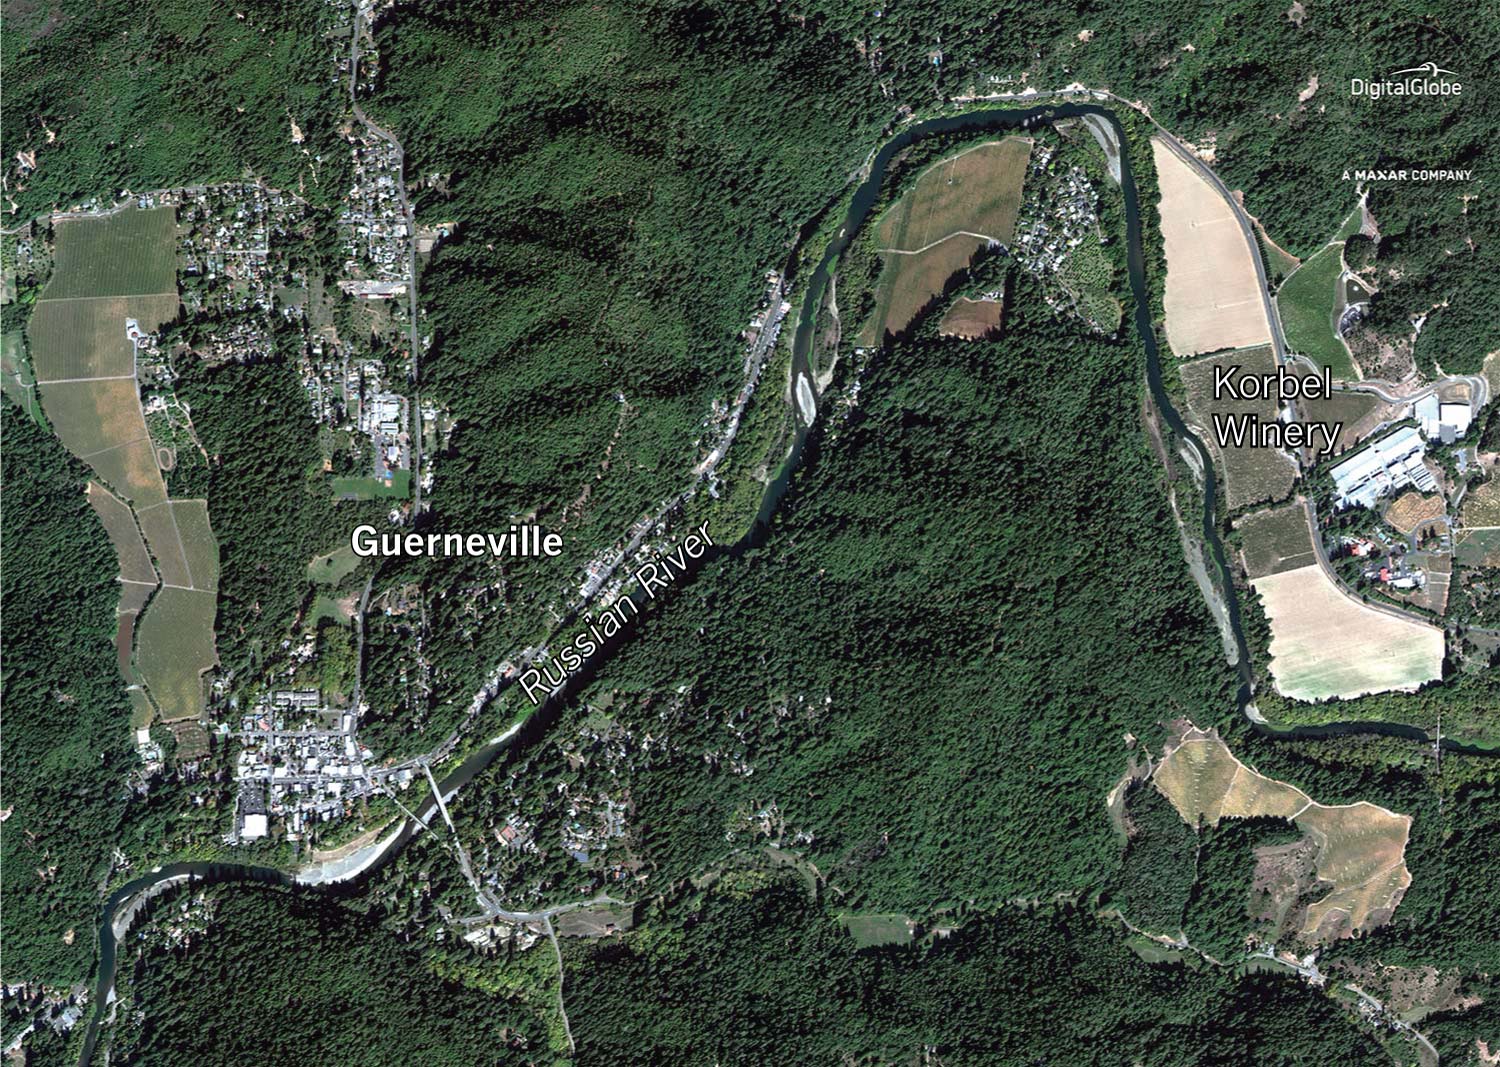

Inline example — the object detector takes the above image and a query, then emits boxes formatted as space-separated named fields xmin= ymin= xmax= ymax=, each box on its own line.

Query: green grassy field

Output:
xmin=42 ymin=207 xmax=178 ymax=300
xmin=308 ymin=543 xmax=362 ymax=585
xmin=1 ymin=329 xmax=46 ymax=426
xmin=1276 ymin=244 xmax=1356 ymax=379
xmin=839 ymin=913 xmax=914 ymax=948
xmin=331 ymin=470 xmax=412 ymax=500
xmin=135 ymin=587 xmax=218 ymax=721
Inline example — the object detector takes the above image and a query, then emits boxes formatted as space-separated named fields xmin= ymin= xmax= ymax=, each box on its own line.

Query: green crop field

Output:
xmin=29 ymin=296 xmax=152 ymax=382
xmin=135 ymin=587 xmax=218 ymax=722
xmin=136 ymin=501 xmax=195 ymax=588
xmin=1276 ymin=244 xmax=1356 ymax=379
xmin=42 ymin=207 xmax=178 ymax=300
xmin=1179 ymin=347 xmax=1298 ymax=510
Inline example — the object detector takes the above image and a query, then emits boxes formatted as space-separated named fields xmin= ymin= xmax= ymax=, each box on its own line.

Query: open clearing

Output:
xmin=168 ymin=500 xmax=220 ymax=591
xmin=87 ymin=481 xmax=157 ymax=583
xmin=938 ymin=296 xmax=1004 ymax=340
xmin=1277 ymin=243 xmax=1357 ymax=379
xmin=839 ymin=913 xmax=915 ymax=948
xmin=39 ymin=379 xmax=167 ymax=505
xmin=860 ymin=138 xmax=1030 ymax=343
xmin=135 ymin=587 xmax=218 ymax=722
xmin=43 ymin=206 xmax=178 ymax=299
xmin=1252 ymin=563 xmax=1445 ymax=700
xmin=1151 ymin=724 xmax=1411 ymax=942
xmin=1455 ymin=528 xmax=1500 ymax=568
xmin=1152 ymin=138 xmax=1272 ymax=357
xmin=1237 ymin=502 xmax=1319 ymax=578
xmin=1179 ymin=347 xmax=1297 ymax=508
xmin=1460 ymin=478 xmax=1500 ymax=529
xmin=1384 ymin=491 xmax=1446 ymax=536
xmin=136 ymin=502 xmax=195 ymax=589
xmin=555 ymin=903 xmax=636 ymax=938
xmin=1296 ymin=386 xmax=1388 ymax=455
xmin=309 ymin=543 xmax=362 ymax=585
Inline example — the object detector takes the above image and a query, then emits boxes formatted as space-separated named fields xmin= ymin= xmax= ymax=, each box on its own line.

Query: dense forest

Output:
xmin=111 ymin=886 xmax=551 ymax=1066
xmin=1 ymin=404 xmax=132 ymax=983
xmin=562 ymin=876 xmax=1394 ymax=1065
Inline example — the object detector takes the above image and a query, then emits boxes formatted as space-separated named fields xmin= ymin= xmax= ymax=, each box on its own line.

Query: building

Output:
xmin=1329 ymin=426 xmax=1438 ymax=509
xmin=1414 ymin=395 xmax=1472 ymax=444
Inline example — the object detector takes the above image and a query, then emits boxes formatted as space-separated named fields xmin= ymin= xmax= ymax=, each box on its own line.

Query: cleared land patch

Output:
xmin=1277 ymin=243 xmax=1356 ymax=379
xmin=1252 ymin=563 xmax=1444 ymax=701
xmin=1237 ymin=502 xmax=1319 ymax=578
xmin=309 ymin=543 xmax=362 ymax=585
xmin=40 ymin=379 xmax=167 ymax=505
xmin=839 ymin=913 xmax=915 ymax=949
xmin=43 ymin=206 xmax=178 ymax=299
xmin=1179 ymin=347 xmax=1297 ymax=509
xmin=1460 ymin=478 xmax=1500 ymax=529
xmin=169 ymin=500 xmax=220 ymax=591
xmin=1150 ymin=725 xmax=1410 ymax=942
xmin=135 ymin=587 xmax=218 ymax=722
xmin=861 ymin=138 xmax=1030 ymax=343
xmin=1295 ymin=386 xmax=1387 ymax=455
xmin=938 ymin=296 xmax=1004 ymax=340
xmin=1383 ymin=492 xmax=1446 ymax=536
xmin=87 ymin=481 xmax=157 ymax=583
xmin=29 ymin=293 xmax=178 ymax=383
xmin=1152 ymin=138 xmax=1272 ymax=357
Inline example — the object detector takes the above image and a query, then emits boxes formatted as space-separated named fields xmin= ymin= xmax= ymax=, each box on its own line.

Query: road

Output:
xmin=1298 ymin=496 xmax=1442 ymax=629
xmin=348 ymin=6 xmax=426 ymax=515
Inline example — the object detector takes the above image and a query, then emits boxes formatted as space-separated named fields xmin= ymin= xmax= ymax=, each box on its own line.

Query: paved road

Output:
xmin=1298 ymin=496 xmax=1442 ymax=629
xmin=348 ymin=8 xmax=426 ymax=514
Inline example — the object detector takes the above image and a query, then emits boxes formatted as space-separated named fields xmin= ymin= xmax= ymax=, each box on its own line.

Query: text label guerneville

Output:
xmin=351 ymin=523 xmax=563 ymax=558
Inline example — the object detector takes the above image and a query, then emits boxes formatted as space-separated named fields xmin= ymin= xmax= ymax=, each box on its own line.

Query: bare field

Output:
xmin=938 ymin=297 xmax=1004 ymax=340
xmin=1236 ymin=502 xmax=1317 ymax=579
xmin=1179 ymin=347 xmax=1297 ymax=508
xmin=87 ymin=481 xmax=157 ymax=583
xmin=1384 ymin=492 xmax=1446 ymax=536
xmin=1151 ymin=725 xmax=1411 ymax=942
xmin=43 ymin=206 xmax=178 ymax=299
xmin=1252 ymin=564 xmax=1445 ymax=700
xmin=1152 ymin=138 xmax=1273 ymax=357
xmin=135 ymin=587 xmax=218 ymax=722
xmin=877 ymin=138 xmax=1031 ymax=251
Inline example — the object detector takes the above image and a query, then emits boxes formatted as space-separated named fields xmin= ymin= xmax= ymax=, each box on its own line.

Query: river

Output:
xmin=68 ymin=101 xmax=1457 ymax=1065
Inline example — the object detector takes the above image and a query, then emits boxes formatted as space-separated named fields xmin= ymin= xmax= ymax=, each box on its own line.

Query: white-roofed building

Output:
xmin=1330 ymin=426 xmax=1438 ymax=509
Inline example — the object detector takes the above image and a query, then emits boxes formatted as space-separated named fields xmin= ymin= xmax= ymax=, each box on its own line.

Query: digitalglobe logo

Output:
xmin=1352 ymin=61 xmax=1463 ymax=99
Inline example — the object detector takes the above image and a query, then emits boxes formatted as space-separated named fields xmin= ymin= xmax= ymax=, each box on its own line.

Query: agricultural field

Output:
xmin=168 ymin=500 xmax=220 ymax=591
xmin=1178 ymin=348 xmax=1297 ymax=509
xmin=1383 ymin=491 xmax=1446 ymax=536
xmin=136 ymin=501 xmax=195 ymax=589
xmin=135 ymin=587 xmax=218 ymax=722
xmin=938 ymin=296 xmax=1004 ymax=340
xmin=839 ymin=913 xmax=915 ymax=949
xmin=1150 ymin=725 xmax=1411 ymax=942
xmin=1460 ymin=477 xmax=1500 ymax=529
xmin=38 ymin=378 xmax=168 ymax=506
xmin=1276 ymin=243 xmax=1357 ymax=380
xmin=41 ymin=206 xmax=178 ymax=299
xmin=1151 ymin=138 xmax=1272 ymax=357
xmin=29 ymin=294 xmax=177 ymax=382
xmin=1251 ymin=564 xmax=1445 ymax=701
xmin=1055 ymin=238 xmax=1122 ymax=332
xmin=1236 ymin=502 xmax=1318 ymax=579
xmin=875 ymin=139 xmax=1032 ymax=251
xmin=86 ymin=481 xmax=157 ymax=584
xmin=1294 ymin=385 xmax=1389 ymax=455
xmin=860 ymin=138 xmax=1030 ymax=344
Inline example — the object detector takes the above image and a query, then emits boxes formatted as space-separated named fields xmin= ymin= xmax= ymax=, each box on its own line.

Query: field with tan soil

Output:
xmin=1152 ymin=138 xmax=1273 ymax=356
xmin=1151 ymin=725 xmax=1411 ymax=942
xmin=1252 ymin=563 xmax=1444 ymax=700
